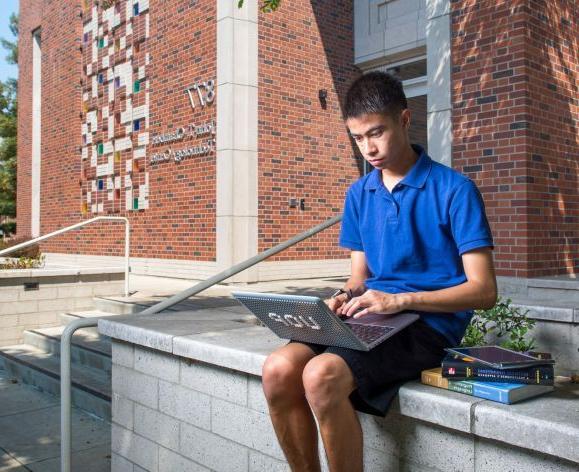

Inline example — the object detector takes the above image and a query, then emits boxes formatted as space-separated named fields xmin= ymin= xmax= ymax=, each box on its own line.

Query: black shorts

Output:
xmin=292 ymin=319 xmax=450 ymax=417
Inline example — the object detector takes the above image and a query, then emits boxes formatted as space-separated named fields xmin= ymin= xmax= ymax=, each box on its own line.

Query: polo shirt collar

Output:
xmin=363 ymin=145 xmax=432 ymax=191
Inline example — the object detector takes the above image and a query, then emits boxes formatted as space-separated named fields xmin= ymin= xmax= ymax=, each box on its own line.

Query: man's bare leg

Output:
xmin=262 ymin=343 xmax=321 ymax=471
xmin=303 ymin=353 xmax=363 ymax=472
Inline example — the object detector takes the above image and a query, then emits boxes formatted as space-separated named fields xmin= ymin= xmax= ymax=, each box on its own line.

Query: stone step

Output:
xmin=93 ymin=294 xmax=240 ymax=315
xmin=509 ymin=298 xmax=579 ymax=323
xmin=59 ymin=309 xmax=120 ymax=325
xmin=0 ymin=344 xmax=111 ymax=420
xmin=23 ymin=327 xmax=111 ymax=374
xmin=527 ymin=278 xmax=579 ymax=303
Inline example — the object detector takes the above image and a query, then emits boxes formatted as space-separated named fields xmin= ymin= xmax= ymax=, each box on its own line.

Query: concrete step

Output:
xmin=0 ymin=344 xmax=111 ymax=420
xmin=527 ymin=277 xmax=579 ymax=303
xmin=93 ymin=294 xmax=239 ymax=315
xmin=509 ymin=297 xmax=579 ymax=323
xmin=23 ymin=327 xmax=111 ymax=374
xmin=59 ymin=309 xmax=120 ymax=325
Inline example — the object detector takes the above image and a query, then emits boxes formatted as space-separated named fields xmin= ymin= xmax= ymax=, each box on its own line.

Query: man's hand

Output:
xmin=325 ymin=293 xmax=350 ymax=313
xmin=339 ymin=289 xmax=408 ymax=318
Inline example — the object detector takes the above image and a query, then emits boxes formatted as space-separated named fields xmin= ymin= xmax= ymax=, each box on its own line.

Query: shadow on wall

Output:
xmin=309 ymin=0 xmax=365 ymax=176
xmin=532 ymin=1 xmax=578 ymax=277
xmin=453 ymin=1 xmax=578 ymax=278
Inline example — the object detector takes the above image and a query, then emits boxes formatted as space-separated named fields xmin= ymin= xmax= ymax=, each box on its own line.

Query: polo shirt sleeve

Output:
xmin=449 ymin=180 xmax=494 ymax=255
xmin=339 ymin=187 xmax=364 ymax=251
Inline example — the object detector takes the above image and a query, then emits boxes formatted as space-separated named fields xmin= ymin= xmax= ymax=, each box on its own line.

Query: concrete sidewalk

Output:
xmin=0 ymin=369 xmax=110 ymax=472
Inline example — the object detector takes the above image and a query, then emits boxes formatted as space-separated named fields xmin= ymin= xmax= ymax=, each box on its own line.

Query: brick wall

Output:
xmin=16 ymin=0 xmax=43 ymax=239
xmin=524 ymin=0 xmax=578 ymax=276
xmin=257 ymin=0 xmax=361 ymax=261
xmin=451 ymin=0 xmax=578 ymax=278
xmin=17 ymin=0 xmax=217 ymax=262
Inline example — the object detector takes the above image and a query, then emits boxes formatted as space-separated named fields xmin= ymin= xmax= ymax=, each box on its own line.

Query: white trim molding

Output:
xmin=426 ymin=0 xmax=452 ymax=166
xmin=216 ymin=0 xmax=259 ymax=282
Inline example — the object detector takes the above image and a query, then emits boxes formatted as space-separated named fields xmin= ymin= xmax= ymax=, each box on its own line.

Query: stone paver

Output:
xmin=0 ymin=371 xmax=110 ymax=471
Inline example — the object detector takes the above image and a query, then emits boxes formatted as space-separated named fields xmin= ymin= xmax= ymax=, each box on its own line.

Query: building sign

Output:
xmin=150 ymin=121 xmax=216 ymax=165
xmin=186 ymin=80 xmax=216 ymax=110
xmin=151 ymin=122 xmax=215 ymax=146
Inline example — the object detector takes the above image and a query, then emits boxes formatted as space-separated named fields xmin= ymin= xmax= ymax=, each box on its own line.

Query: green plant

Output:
xmin=461 ymin=297 xmax=536 ymax=352
xmin=0 ymin=254 xmax=45 ymax=270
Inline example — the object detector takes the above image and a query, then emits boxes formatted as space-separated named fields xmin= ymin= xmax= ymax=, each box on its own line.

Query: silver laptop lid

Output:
xmin=232 ymin=291 xmax=367 ymax=350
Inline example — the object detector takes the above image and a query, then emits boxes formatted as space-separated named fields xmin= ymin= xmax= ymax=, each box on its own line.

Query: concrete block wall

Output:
xmin=0 ymin=270 xmax=124 ymax=346
xmin=110 ymin=340 xmax=579 ymax=472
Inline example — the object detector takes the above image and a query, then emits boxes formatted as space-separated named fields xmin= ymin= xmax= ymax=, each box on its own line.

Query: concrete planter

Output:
xmin=0 ymin=267 xmax=124 ymax=346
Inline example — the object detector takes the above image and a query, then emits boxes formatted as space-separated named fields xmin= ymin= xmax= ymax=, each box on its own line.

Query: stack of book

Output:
xmin=422 ymin=346 xmax=555 ymax=404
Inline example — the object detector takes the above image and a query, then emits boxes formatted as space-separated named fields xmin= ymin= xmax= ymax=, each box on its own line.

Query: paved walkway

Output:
xmin=0 ymin=275 xmax=345 ymax=472
xmin=0 ymin=369 xmax=110 ymax=472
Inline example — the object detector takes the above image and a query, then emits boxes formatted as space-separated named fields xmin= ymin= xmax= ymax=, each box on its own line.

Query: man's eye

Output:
xmin=370 ymin=131 xmax=383 ymax=137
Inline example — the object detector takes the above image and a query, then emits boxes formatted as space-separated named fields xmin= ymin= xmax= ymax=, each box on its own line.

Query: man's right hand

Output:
xmin=325 ymin=293 xmax=350 ymax=313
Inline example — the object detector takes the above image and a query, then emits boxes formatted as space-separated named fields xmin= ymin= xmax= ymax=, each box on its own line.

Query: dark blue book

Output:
xmin=441 ymin=354 xmax=555 ymax=385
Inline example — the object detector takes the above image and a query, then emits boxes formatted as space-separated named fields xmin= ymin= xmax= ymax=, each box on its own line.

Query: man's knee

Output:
xmin=262 ymin=352 xmax=305 ymax=406
xmin=302 ymin=354 xmax=354 ymax=416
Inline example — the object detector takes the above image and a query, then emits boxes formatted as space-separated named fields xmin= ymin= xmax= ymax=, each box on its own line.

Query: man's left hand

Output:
xmin=338 ymin=289 xmax=409 ymax=318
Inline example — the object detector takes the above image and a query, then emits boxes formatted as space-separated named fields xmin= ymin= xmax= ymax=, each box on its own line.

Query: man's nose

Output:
xmin=365 ymin=139 xmax=377 ymax=154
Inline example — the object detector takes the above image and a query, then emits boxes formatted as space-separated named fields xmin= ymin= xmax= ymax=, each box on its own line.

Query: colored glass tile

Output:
xmin=97 ymin=143 xmax=104 ymax=155
xmin=115 ymin=151 xmax=121 ymax=162
xmin=133 ymin=4 xmax=139 ymax=16
xmin=133 ymin=80 xmax=141 ymax=93
xmin=133 ymin=119 xmax=141 ymax=132
xmin=115 ymin=77 xmax=121 ymax=89
xmin=83 ymin=33 xmax=89 ymax=44
xmin=98 ymin=37 xmax=104 ymax=49
xmin=98 ymin=179 xmax=104 ymax=190
xmin=133 ymin=197 xmax=139 ymax=210
xmin=98 ymin=73 xmax=104 ymax=84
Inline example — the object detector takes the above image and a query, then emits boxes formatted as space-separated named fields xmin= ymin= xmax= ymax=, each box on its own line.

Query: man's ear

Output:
xmin=401 ymin=109 xmax=411 ymax=129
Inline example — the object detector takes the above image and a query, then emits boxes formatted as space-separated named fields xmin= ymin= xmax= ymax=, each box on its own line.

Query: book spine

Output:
xmin=442 ymin=364 xmax=554 ymax=385
xmin=421 ymin=370 xmax=449 ymax=389
xmin=447 ymin=381 xmax=474 ymax=396
xmin=469 ymin=384 xmax=510 ymax=404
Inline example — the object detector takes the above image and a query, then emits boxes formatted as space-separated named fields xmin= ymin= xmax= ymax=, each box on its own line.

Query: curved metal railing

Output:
xmin=59 ymin=213 xmax=342 ymax=472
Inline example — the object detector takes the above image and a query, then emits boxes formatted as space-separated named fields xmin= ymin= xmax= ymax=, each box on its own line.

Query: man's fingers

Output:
xmin=343 ymin=299 xmax=358 ymax=317
xmin=352 ymin=308 xmax=369 ymax=319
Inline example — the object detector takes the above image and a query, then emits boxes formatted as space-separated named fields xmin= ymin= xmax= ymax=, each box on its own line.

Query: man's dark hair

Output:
xmin=343 ymin=71 xmax=408 ymax=120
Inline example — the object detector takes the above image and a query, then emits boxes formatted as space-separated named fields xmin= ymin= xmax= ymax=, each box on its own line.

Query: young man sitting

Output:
xmin=261 ymin=71 xmax=497 ymax=472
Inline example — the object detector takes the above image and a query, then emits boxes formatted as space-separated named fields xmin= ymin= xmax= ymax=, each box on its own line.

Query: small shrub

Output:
xmin=0 ymin=254 xmax=45 ymax=270
xmin=0 ymin=237 xmax=41 ymax=258
xmin=461 ymin=297 xmax=536 ymax=352
xmin=0 ymin=237 xmax=44 ymax=270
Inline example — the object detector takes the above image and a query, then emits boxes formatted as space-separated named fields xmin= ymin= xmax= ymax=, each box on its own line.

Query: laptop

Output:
xmin=232 ymin=291 xmax=419 ymax=351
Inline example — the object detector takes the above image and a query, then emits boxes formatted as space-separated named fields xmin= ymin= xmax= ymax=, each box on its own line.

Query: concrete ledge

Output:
xmin=0 ymin=266 xmax=124 ymax=280
xmin=99 ymin=311 xmax=579 ymax=467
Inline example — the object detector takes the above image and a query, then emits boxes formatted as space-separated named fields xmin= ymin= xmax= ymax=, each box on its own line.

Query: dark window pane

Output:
xmin=387 ymin=59 xmax=427 ymax=81
xmin=407 ymin=95 xmax=427 ymax=152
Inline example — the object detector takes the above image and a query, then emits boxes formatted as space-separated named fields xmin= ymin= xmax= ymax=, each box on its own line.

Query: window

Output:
xmin=363 ymin=56 xmax=428 ymax=174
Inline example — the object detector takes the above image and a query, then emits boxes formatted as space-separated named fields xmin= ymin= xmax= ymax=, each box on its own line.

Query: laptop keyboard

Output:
xmin=347 ymin=324 xmax=394 ymax=344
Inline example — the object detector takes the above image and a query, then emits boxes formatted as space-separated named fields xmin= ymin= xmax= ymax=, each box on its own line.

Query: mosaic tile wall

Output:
xmin=81 ymin=0 xmax=150 ymax=215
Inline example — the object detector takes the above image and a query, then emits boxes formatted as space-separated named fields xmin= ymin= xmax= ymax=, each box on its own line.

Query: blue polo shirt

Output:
xmin=339 ymin=146 xmax=493 ymax=346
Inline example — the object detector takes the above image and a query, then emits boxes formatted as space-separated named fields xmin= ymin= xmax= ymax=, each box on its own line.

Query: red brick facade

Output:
xmin=451 ymin=0 xmax=578 ymax=278
xmin=257 ymin=0 xmax=360 ymax=261
xmin=15 ymin=0 xmax=43 ymax=239
xmin=17 ymin=0 xmax=577 ymax=278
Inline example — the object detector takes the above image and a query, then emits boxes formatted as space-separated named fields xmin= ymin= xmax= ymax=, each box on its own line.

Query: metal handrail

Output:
xmin=60 ymin=213 xmax=342 ymax=472
xmin=0 ymin=216 xmax=131 ymax=297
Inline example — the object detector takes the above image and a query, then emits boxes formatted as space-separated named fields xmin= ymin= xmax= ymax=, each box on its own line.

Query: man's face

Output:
xmin=346 ymin=110 xmax=410 ymax=170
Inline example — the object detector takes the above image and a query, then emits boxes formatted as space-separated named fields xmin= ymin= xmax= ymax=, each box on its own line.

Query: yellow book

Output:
xmin=421 ymin=367 xmax=449 ymax=390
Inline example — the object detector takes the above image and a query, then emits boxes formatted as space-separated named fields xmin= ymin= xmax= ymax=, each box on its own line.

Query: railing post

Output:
xmin=60 ymin=317 xmax=99 ymax=472
xmin=0 ymin=216 xmax=131 ymax=297
xmin=124 ymin=219 xmax=130 ymax=297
